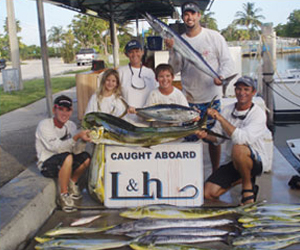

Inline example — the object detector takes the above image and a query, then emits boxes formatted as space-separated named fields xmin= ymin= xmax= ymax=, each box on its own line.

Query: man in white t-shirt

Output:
xmin=196 ymin=77 xmax=272 ymax=205
xmin=165 ymin=2 xmax=235 ymax=172
xmin=118 ymin=39 xmax=158 ymax=124
xmin=35 ymin=95 xmax=91 ymax=212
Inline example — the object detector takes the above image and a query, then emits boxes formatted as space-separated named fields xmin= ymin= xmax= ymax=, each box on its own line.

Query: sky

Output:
xmin=0 ymin=0 xmax=299 ymax=46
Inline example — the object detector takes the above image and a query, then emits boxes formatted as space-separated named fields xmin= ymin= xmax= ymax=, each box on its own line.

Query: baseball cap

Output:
xmin=54 ymin=95 xmax=73 ymax=109
xmin=234 ymin=76 xmax=257 ymax=90
xmin=181 ymin=2 xmax=200 ymax=13
xmin=125 ymin=39 xmax=142 ymax=53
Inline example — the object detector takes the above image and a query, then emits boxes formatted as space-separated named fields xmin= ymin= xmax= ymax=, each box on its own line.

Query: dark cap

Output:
xmin=181 ymin=2 xmax=200 ymax=13
xmin=54 ymin=95 xmax=73 ymax=109
xmin=125 ymin=39 xmax=142 ymax=53
xmin=234 ymin=76 xmax=257 ymax=90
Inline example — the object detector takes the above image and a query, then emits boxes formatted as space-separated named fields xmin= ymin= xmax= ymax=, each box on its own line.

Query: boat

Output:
xmin=287 ymin=138 xmax=300 ymax=162
xmin=273 ymin=68 xmax=300 ymax=122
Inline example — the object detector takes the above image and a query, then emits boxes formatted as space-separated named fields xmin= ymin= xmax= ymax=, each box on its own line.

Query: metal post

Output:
xmin=6 ymin=0 xmax=23 ymax=90
xmin=36 ymin=0 xmax=53 ymax=117
xmin=261 ymin=23 xmax=276 ymax=130
xmin=109 ymin=2 xmax=119 ymax=68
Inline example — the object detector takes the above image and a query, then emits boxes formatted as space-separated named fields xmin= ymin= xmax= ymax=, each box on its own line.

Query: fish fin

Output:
xmin=222 ymin=73 xmax=238 ymax=85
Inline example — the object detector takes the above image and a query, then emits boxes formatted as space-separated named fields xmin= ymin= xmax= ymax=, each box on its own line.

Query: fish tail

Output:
xmin=222 ymin=73 xmax=238 ymax=85
xmin=119 ymin=97 xmax=129 ymax=118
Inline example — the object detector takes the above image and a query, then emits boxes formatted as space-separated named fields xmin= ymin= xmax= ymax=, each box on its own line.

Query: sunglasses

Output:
xmin=231 ymin=103 xmax=254 ymax=120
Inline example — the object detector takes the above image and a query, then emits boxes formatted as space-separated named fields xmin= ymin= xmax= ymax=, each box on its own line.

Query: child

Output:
xmin=85 ymin=68 xmax=126 ymax=116
xmin=145 ymin=63 xmax=189 ymax=107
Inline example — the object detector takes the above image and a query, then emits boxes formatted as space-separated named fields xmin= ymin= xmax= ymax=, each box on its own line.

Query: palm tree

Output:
xmin=201 ymin=11 xmax=218 ymax=30
xmin=48 ymin=26 xmax=64 ymax=47
xmin=234 ymin=2 xmax=265 ymax=33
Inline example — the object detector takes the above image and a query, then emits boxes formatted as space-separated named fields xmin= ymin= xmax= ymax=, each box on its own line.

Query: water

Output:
xmin=242 ymin=52 xmax=300 ymax=76
xmin=242 ymin=53 xmax=300 ymax=173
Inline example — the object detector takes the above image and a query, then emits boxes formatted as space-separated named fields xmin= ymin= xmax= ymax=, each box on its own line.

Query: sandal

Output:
xmin=241 ymin=184 xmax=259 ymax=204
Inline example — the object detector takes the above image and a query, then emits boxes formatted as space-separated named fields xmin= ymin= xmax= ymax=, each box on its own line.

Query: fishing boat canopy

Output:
xmin=44 ymin=0 xmax=212 ymax=24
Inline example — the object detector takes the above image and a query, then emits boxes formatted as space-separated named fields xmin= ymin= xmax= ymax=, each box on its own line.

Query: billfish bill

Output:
xmin=104 ymin=217 xmax=234 ymax=235
xmin=44 ymin=225 xmax=113 ymax=237
xmin=143 ymin=12 xmax=237 ymax=83
xmin=135 ymin=104 xmax=200 ymax=124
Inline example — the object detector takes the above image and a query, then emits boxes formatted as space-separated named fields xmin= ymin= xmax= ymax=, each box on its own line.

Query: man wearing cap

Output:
xmin=35 ymin=95 xmax=91 ymax=212
xmin=118 ymin=39 xmax=157 ymax=124
xmin=165 ymin=1 xmax=235 ymax=172
xmin=195 ymin=76 xmax=272 ymax=205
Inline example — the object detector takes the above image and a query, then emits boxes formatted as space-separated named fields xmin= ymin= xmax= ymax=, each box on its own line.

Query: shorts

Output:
xmin=185 ymin=99 xmax=221 ymax=142
xmin=206 ymin=147 xmax=263 ymax=189
xmin=41 ymin=152 xmax=90 ymax=178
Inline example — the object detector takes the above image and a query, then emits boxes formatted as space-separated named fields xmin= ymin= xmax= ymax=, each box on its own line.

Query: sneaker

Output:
xmin=69 ymin=180 xmax=82 ymax=200
xmin=60 ymin=193 xmax=77 ymax=213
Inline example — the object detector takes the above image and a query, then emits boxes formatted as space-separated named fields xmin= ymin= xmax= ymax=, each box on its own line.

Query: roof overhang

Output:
xmin=45 ymin=0 xmax=212 ymax=24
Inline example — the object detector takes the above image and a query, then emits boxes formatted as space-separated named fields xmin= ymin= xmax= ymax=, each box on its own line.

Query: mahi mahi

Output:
xmin=82 ymin=100 xmax=228 ymax=147
xmin=143 ymin=12 xmax=237 ymax=83
xmin=35 ymin=238 xmax=130 ymax=250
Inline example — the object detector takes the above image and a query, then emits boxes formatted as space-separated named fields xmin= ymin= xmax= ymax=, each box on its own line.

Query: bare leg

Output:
xmin=58 ymin=154 xmax=73 ymax=194
xmin=71 ymin=158 xmax=90 ymax=183
xmin=232 ymin=144 xmax=254 ymax=204
xmin=209 ymin=144 xmax=221 ymax=172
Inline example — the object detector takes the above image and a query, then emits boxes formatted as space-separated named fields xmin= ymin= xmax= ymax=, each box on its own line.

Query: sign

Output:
xmin=104 ymin=142 xmax=203 ymax=207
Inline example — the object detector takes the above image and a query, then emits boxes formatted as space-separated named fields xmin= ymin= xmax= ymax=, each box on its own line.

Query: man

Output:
xmin=166 ymin=1 xmax=235 ymax=172
xmin=195 ymin=76 xmax=272 ymax=204
xmin=118 ymin=39 xmax=157 ymax=124
xmin=35 ymin=95 xmax=91 ymax=212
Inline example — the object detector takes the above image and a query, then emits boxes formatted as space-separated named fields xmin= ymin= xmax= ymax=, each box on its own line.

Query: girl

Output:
xmin=85 ymin=68 xmax=126 ymax=117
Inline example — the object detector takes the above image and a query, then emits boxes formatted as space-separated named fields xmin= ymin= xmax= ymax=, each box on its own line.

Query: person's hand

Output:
xmin=127 ymin=106 xmax=136 ymax=114
xmin=194 ymin=130 xmax=208 ymax=139
xmin=165 ymin=38 xmax=175 ymax=50
xmin=214 ymin=77 xmax=223 ymax=86
xmin=79 ymin=130 xmax=91 ymax=142
xmin=207 ymin=108 xmax=220 ymax=120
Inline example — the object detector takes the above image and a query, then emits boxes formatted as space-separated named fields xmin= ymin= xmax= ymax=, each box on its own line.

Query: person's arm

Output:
xmin=165 ymin=38 xmax=184 ymax=74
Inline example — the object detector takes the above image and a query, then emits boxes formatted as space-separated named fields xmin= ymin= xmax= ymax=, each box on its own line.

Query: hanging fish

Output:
xmin=143 ymin=12 xmax=237 ymax=84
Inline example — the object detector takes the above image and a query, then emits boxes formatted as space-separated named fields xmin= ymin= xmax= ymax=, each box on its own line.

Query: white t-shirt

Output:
xmin=85 ymin=93 xmax=126 ymax=117
xmin=118 ymin=65 xmax=158 ymax=108
xmin=35 ymin=118 xmax=78 ymax=170
xmin=145 ymin=87 xmax=189 ymax=107
xmin=118 ymin=64 xmax=158 ymax=124
xmin=212 ymin=103 xmax=271 ymax=172
xmin=169 ymin=28 xmax=234 ymax=104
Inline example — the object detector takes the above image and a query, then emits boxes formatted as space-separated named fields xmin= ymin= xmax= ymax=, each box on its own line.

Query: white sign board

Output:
xmin=104 ymin=142 xmax=203 ymax=207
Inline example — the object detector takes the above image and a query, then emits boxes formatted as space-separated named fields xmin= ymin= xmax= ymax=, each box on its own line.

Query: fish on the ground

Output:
xmin=239 ymin=215 xmax=300 ymax=223
xmin=244 ymin=203 xmax=300 ymax=212
xmin=143 ymin=12 xmax=237 ymax=84
xmin=104 ymin=217 xmax=234 ymax=235
xmin=135 ymin=234 xmax=226 ymax=245
xmin=125 ymin=227 xmax=236 ymax=238
xmin=35 ymin=238 xmax=130 ymax=250
xmin=70 ymin=214 xmax=102 ymax=226
xmin=243 ymin=220 xmax=300 ymax=228
xmin=130 ymin=243 xmax=217 ymax=250
xmin=232 ymin=236 xmax=300 ymax=250
xmin=232 ymin=232 xmax=300 ymax=246
xmin=135 ymin=104 xmax=200 ymax=124
xmin=242 ymin=225 xmax=300 ymax=234
xmin=44 ymin=225 xmax=113 ymax=237
xmin=119 ymin=201 xmax=261 ymax=219
xmin=82 ymin=98 xmax=228 ymax=147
